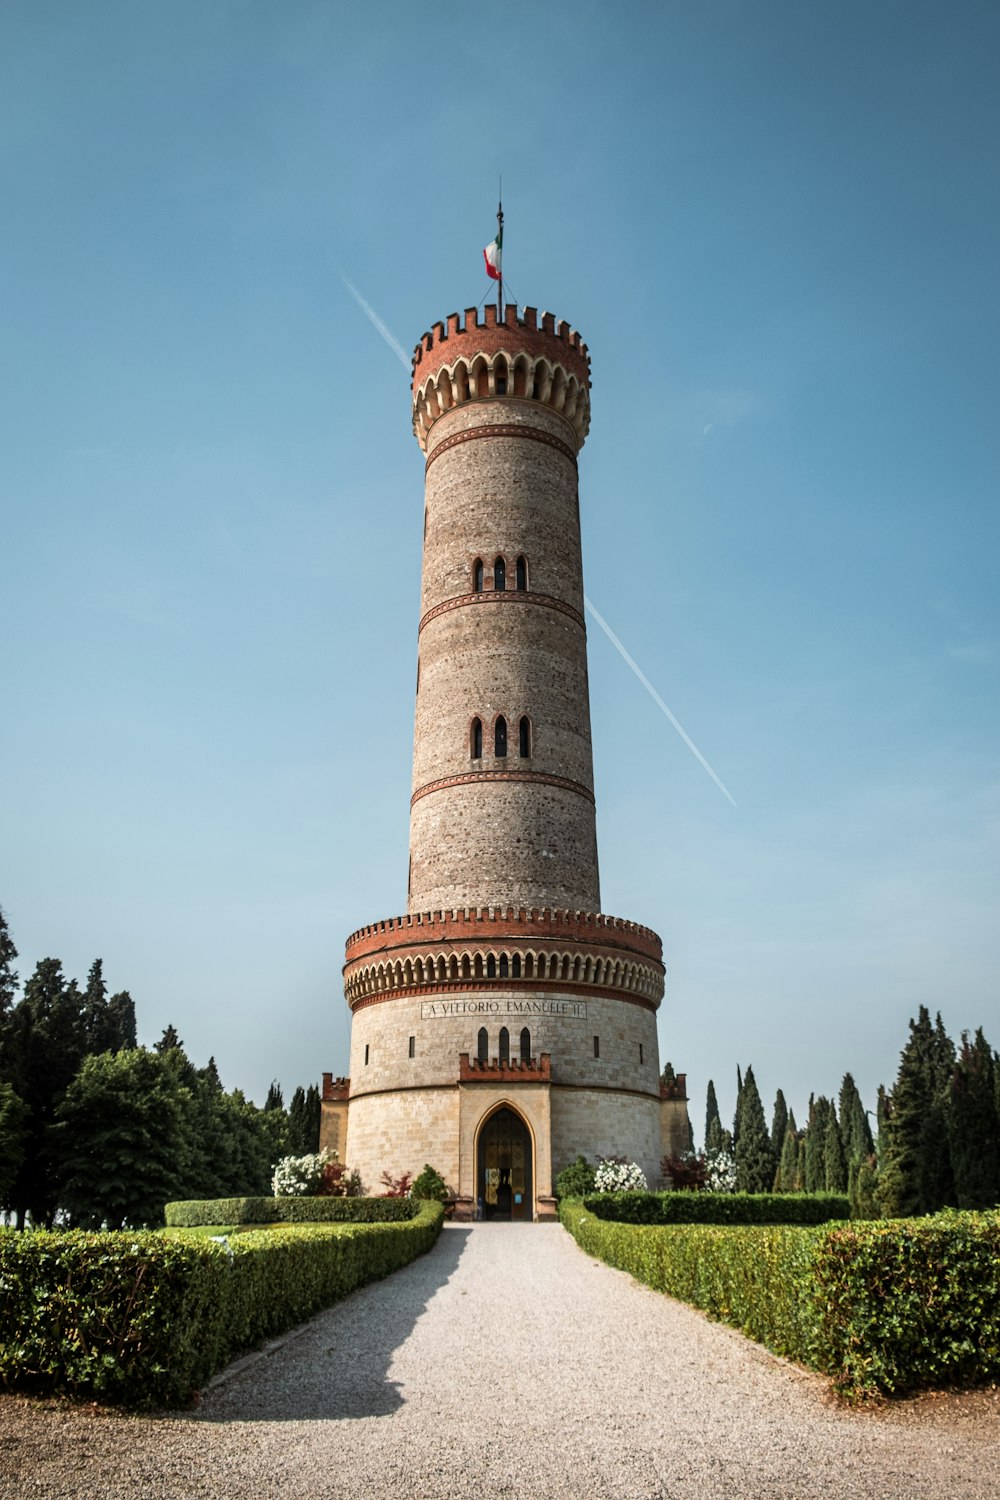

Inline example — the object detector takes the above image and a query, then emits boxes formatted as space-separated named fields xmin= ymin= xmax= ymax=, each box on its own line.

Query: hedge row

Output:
xmin=582 ymin=1191 xmax=850 ymax=1225
xmin=560 ymin=1201 xmax=1000 ymax=1398
xmin=164 ymin=1195 xmax=420 ymax=1227
xmin=0 ymin=1201 xmax=444 ymax=1407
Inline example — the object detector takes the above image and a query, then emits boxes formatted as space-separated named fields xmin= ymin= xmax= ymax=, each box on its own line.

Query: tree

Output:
xmin=55 ymin=1048 xmax=194 ymax=1229
xmin=879 ymin=1007 xmax=956 ymax=1217
xmin=0 ymin=907 xmax=18 ymax=1022
xmin=770 ymin=1090 xmax=788 ymax=1173
xmin=0 ymin=1081 xmax=28 ymax=1200
xmin=948 ymin=1029 xmax=1000 ymax=1210
xmin=776 ymin=1115 xmax=802 ymax=1192
xmin=705 ymin=1079 xmax=721 ymax=1152
xmin=838 ymin=1073 xmax=874 ymax=1168
xmin=154 ymin=1024 xmax=182 ymax=1054
xmin=734 ymin=1065 xmax=773 ymax=1193
xmin=264 ymin=1079 xmax=284 ymax=1112
xmin=287 ymin=1086 xmax=309 ymax=1154
xmin=804 ymin=1095 xmax=831 ymax=1193
xmin=304 ymin=1084 xmax=321 ymax=1154
xmin=1 ymin=958 xmax=88 ymax=1225
xmin=824 ymin=1108 xmax=847 ymax=1193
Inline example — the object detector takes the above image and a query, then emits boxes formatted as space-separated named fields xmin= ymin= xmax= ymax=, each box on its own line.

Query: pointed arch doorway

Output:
xmin=477 ymin=1106 xmax=533 ymax=1221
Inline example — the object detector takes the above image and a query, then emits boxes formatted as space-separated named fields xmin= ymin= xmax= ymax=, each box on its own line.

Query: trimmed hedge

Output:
xmin=164 ymin=1195 xmax=420 ymax=1227
xmin=581 ymin=1191 xmax=850 ymax=1225
xmin=560 ymin=1201 xmax=1000 ymax=1398
xmin=0 ymin=1200 xmax=444 ymax=1407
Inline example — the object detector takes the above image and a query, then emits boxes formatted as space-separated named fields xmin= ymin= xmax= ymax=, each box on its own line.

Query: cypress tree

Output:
xmin=948 ymin=1029 xmax=1000 ymax=1210
xmin=264 ymin=1079 xmax=284 ymax=1112
xmin=824 ymin=1107 xmax=848 ymax=1193
xmin=879 ymin=1007 xmax=956 ymax=1217
xmin=705 ymin=1079 xmax=721 ymax=1152
xmin=838 ymin=1073 xmax=874 ymax=1167
xmin=777 ymin=1113 xmax=800 ymax=1192
xmin=771 ymin=1090 xmax=788 ymax=1172
xmin=804 ymin=1095 xmax=831 ymax=1192
xmin=287 ymin=1085 xmax=309 ymax=1153
xmin=304 ymin=1083 xmax=322 ymax=1152
xmin=734 ymin=1065 xmax=773 ymax=1192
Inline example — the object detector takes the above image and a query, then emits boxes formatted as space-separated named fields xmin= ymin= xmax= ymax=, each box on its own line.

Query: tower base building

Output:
xmin=322 ymin=302 xmax=689 ymax=1217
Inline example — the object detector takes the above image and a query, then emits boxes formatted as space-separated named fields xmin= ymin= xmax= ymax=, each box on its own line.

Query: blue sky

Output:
xmin=3 ymin=1 xmax=998 ymax=1139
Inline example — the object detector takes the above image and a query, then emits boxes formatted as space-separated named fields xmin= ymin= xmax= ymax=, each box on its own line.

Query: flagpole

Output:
xmin=496 ymin=195 xmax=504 ymax=322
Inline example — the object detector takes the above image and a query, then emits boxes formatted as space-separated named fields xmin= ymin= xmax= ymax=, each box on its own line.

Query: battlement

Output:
xmin=346 ymin=906 xmax=662 ymax=958
xmin=412 ymin=305 xmax=589 ymax=369
xmin=459 ymin=1052 xmax=552 ymax=1084
xmin=322 ymin=1072 xmax=350 ymax=1101
xmin=410 ymin=304 xmax=592 ymax=451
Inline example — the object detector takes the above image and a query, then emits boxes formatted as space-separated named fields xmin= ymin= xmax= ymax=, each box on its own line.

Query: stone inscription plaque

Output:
xmin=420 ymin=998 xmax=587 ymax=1020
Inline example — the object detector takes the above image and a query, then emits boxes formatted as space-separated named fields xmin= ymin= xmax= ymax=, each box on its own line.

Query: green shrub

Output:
xmin=0 ymin=1201 xmax=444 ymax=1407
xmin=554 ymin=1155 xmax=596 ymax=1199
xmin=582 ymin=1191 xmax=850 ymax=1225
xmin=412 ymin=1164 xmax=449 ymax=1202
xmin=560 ymin=1201 xmax=1000 ymax=1398
xmin=164 ymin=1195 xmax=419 ymax=1228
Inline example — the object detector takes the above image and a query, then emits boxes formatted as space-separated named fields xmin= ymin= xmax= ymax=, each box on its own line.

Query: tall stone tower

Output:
xmin=323 ymin=303 xmax=685 ymax=1218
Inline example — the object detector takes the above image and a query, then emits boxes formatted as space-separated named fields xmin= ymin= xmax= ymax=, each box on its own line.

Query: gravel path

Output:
xmin=2 ymin=1222 xmax=998 ymax=1499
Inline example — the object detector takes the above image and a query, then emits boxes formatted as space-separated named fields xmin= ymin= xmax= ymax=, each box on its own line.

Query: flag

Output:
xmin=483 ymin=227 xmax=502 ymax=281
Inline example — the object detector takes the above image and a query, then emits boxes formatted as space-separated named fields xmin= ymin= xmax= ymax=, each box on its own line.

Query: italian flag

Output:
xmin=483 ymin=228 xmax=503 ymax=281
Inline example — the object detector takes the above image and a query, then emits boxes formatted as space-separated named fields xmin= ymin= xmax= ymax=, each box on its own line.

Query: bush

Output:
xmin=0 ymin=1202 xmax=444 ymax=1407
xmin=412 ymin=1164 xmax=449 ymax=1202
xmin=555 ymin=1155 xmax=596 ymax=1200
xmin=594 ymin=1158 xmax=647 ymax=1192
xmin=560 ymin=1201 xmax=1000 ymax=1398
xmin=582 ymin=1191 xmax=850 ymax=1226
xmin=164 ymin=1196 xmax=420 ymax=1228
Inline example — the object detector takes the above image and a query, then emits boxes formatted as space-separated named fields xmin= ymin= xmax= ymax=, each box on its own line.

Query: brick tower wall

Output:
xmin=408 ymin=310 xmax=598 ymax=914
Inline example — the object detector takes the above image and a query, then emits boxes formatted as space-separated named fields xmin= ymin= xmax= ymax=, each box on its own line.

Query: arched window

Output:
xmin=486 ymin=953 xmax=496 ymax=978
xmin=511 ymin=953 xmax=521 ymax=978
xmin=493 ymin=555 xmax=506 ymax=591
xmin=495 ymin=358 xmax=507 ymax=396
xmin=473 ymin=558 xmax=484 ymax=593
xmin=499 ymin=953 xmax=509 ymax=978
xmin=471 ymin=718 xmax=482 ymax=759
xmin=477 ymin=1027 xmax=488 ymax=1063
xmin=519 ymin=716 xmax=530 ymax=758
xmin=520 ymin=1027 xmax=531 ymax=1062
xmin=516 ymin=555 xmax=527 ymax=591
xmin=499 ymin=1027 xmax=510 ymax=1064
xmin=494 ymin=716 xmax=507 ymax=757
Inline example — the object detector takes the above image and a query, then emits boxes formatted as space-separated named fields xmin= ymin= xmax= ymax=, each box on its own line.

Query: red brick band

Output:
xmin=418 ymin=589 xmax=585 ymax=636
xmin=410 ymin=769 xmax=595 ymax=809
xmin=425 ymin=422 xmax=578 ymax=473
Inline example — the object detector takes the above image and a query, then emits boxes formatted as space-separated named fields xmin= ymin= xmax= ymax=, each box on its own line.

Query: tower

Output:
xmin=324 ymin=303 xmax=681 ymax=1217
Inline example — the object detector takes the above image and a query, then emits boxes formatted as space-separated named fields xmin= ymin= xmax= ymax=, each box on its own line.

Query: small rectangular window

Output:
xmin=364 ymin=1044 xmax=370 ymax=1066
xmin=639 ymin=1043 xmax=644 ymax=1065
xmin=593 ymin=1035 xmax=600 ymax=1059
xmin=408 ymin=1036 xmax=415 ymax=1059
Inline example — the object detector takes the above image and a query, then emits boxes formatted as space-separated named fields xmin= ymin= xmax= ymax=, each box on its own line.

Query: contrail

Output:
xmin=584 ymin=596 xmax=737 ymax=807
xmin=340 ymin=275 xmax=735 ymax=807
xmin=341 ymin=276 xmax=410 ymax=369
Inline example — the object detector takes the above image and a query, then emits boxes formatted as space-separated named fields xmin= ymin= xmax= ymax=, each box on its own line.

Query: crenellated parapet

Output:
xmin=411 ymin=304 xmax=592 ymax=451
xmin=345 ymin=907 xmax=663 ymax=962
xmin=343 ymin=905 xmax=664 ymax=1012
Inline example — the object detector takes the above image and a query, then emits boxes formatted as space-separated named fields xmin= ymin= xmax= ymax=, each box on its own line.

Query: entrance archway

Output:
xmin=476 ymin=1106 xmax=533 ymax=1221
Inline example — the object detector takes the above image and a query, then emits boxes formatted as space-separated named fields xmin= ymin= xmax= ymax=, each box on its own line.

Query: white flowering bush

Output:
xmin=704 ymin=1147 xmax=737 ymax=1193
xmin=271 ymin=1149 xmax=334 ymax=1197
xmin=594 ymin=1157 xmax=647 ymax=1193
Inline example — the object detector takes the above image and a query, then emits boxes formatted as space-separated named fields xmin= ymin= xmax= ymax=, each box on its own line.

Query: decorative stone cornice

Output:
xmin=459 ymin=1052 xmax=552 ymax=1084
xmin=424 ymin=420 xmax=578 ymax=472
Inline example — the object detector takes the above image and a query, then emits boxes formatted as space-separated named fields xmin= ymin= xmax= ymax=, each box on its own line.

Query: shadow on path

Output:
xmin=194 ymin=1225 xmax=473 ymax=1424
